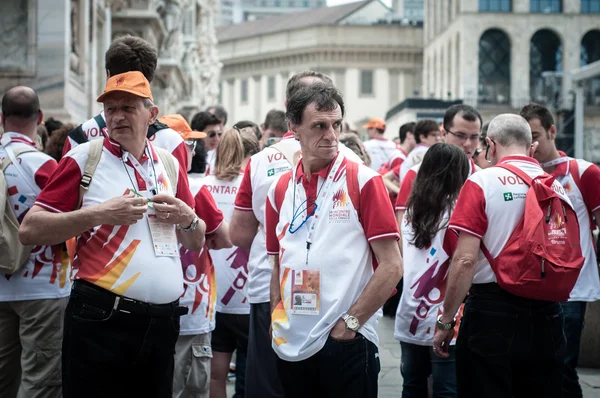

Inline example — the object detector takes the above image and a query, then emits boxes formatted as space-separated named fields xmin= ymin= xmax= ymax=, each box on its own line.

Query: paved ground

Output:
xmin=227 ymin=315 xmax=600 ymax=397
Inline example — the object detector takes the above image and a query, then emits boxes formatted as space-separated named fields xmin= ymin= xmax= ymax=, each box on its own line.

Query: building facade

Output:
xmin=217 ymin=0 xmax=423 ymax=132
xmin=219 ymin=0 xmax=327 ymax=25
xmin=0 ymin=0 xmax=221 ymax=124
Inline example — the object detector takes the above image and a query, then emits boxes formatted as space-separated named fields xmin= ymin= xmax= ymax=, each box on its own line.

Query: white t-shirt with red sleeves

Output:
xmin=449 ymin=155 xmax=573 ymax=285
xmin=0 ymin=133 xmax=71 ymax=301
xmin=395 ymin=211 xmax=461 ymax=346
xmin=399 ymin=144 xmax=429 ymax=182
xmin=179 ymin=176 xmax=225 ymax=335
xmin=234 ymin=133 xmax=299 ymax=304
xmin=201 ymin=173 xmax=250 ymax=314
xmin=35 ymin=138 xmax=195 ymax=304
xmin=63 ymin=114 xmax=188 ymax=176
xmin=363 ymin=137 xmax=400 ymax=172
xmin=547 ymin=155 xmax=600 ymax=302
xmin=265 ymin=154 xmax=400 ymax=362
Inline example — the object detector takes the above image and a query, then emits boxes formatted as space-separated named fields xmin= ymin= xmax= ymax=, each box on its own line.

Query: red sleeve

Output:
xmin=171 ymin=141 xmax=189 ymax=181
xmin=265 ymin=196 xmax=280 ymax=254
xmin=35 ymin=157 xmax=81 ymax=213
xmin=234 ymin=159 xmax=253 ymax=211
xmin=194 ymin=186 xmax=224 ymax=234
xmin=175 ymin=165 xmax=195 ymax=209
xmin=395 ymin=169 xmax=416 ymax=210
xmin=61 ymin=137 xmax=73 ymax=157
xmin=389 ymin=157 xmax=403 ymax=171
xmin=392 ymin=163 xmax=401 ymax=178
xmin=360 ymin=176 xmax=400 ymax=242
xmin=443 ymin=227 xmax=459 ymax=257
xmin=34 ymin=159 xmax=58 ymax=190
xmin=448 ymin=180 xmax=488 ymax=238
xmin=579 ymin=164 xmax=600 ymax=214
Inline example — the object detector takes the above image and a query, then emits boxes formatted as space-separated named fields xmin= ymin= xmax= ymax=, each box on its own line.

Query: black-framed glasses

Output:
xmin=485 ymin=139 xmax=496 ymax=162
xmin=446 ymin=129 xmax=480 ymax=143
xmin=472 ymin=148 xmax=483 ymax=159
xmin=208 ymin=131 xmax=222 ymax=138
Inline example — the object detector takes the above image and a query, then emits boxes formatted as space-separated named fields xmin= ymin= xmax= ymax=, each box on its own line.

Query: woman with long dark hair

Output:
xmin=394 ymin=142 xmax=470 ymax=397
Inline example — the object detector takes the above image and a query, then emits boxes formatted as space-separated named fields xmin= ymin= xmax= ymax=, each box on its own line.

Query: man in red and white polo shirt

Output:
xmin=395 ymin=106 xmax=482 ymax=233
xmin=433 ymin=114 xmax=570 ymax=398
xmin=521 ymin=103 xmax=600 ymax=397
xmin=397 ymin=119 xmax=443 ymax=181
xmin=362 ymin=117 xmax=403 ymax=173
xmin=20 ymin=72 xmax=205 ymax=397
xmin=265 ymin=83 xmax=402 ymax=397
xmin=0 ymin=87 xmax=69 ymax=397
xmin=63 ymin=36 xmax=189 ymax=174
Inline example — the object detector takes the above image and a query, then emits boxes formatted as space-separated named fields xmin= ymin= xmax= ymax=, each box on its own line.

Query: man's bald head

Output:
xmin=487 ymin=113 xmax=532 ymax=150
xmin=286 ymin=71 xmax=334 ymax=101
xmin=2 ymin=86 xmax=40 ymax=122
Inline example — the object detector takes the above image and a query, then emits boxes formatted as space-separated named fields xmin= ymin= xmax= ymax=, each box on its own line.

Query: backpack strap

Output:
xmin=77 ymin=140 xmax=104 ymax=210
xmin=155 ymin=147 xmax=178 ymax=193
xmin=272 ymin=140 xmax=300 ymax=168
xmin=346 ymin=160 xmax=361 ymax=214
xmin=567 ymin=159 xmax=581 ymax=191
xmin=495 ymin=163 xmax=533 ymax=186
xmin=2 ymin=146 xmax=40 ymax=194
xmin=147 ymin=120 xmax=170 ymax=140
xmin=274 ymin=172 xmax=293 ymax=212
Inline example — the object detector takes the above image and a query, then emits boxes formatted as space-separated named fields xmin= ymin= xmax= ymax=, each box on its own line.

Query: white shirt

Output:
xmin=363 ymin=137 xmax=400 ymax=172
xmin=399 ymin=144 xmax=429 ymax=182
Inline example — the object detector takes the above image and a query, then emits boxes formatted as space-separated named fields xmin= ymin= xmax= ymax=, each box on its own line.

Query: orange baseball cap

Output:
xmin=159 ymin=114 xmax=207 ymax=140
xmin=97 ymin=71 xmax=154 ymax=103
xmin=363 ymin=117 xmax=386 ymax=130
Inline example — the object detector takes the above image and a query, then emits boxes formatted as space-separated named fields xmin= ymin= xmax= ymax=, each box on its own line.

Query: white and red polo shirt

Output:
xmin=395 ymin=210 xmax=461 ymax=345
xmin=398 ymin=144 xmax=429 ymax=182
xmin=363 ymin=137 xmax=402 ymax=172
xmin=265 ymin=153 xmax=399 ymax=361
xmin=63 ymin=113 xmax=188 ymax=175
xmin=36 ymin=138 xmax=194 ymax=304
xmin=544 ymin=153 xmax=600 ymax=302
xmin=179 ymin=181 xmax=224 ymax=335
xmin=0 ymin=133 xmax=71 ymax=301
xmin=234 ymin=133 xmax=299 ymax=304
xmin=448 ymin=155 xmax=573 ymax=284
xmin=201 ymin=173 xmax=250 ymax=315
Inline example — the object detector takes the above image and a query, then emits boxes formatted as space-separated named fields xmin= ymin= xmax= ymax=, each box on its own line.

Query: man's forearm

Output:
xmin=230 ymin=210 xmax=259 ymax=251
xmin=20 ymin=206 xmax=102 ymax=246
xmin=347 ymin=260 xmax=402 ymax=327
xmin=270 ymin=255 xmax=281 ymax=314
xmin=383 ymin=172 xmax=400 ymax=195
xmin=177 ymin=219 xmax=206 ymax=252
xmin=441 ymin=256 xmax=476 ymax=322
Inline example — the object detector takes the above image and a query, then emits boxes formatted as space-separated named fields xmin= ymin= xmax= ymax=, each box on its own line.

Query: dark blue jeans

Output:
xmin=277 ymin=334 xmax=380 ymax=398
xmin=560 ymin=301 xmax=587 ymax=398
xmin=62 ymin=290 xmax=180 ymax=398
xmin=400 ymin=342 xmax=457 ymax=398
xmin=456 ymin=283 xmax=565 ymax=398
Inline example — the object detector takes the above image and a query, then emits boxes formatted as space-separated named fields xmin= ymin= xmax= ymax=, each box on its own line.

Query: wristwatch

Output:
xmin=436 ymin=315 xmax=456 ymax=330
xmin=342 ymin=313 xmax=360 ymax=332
xmin=180 ymin=215 xmax=200 ymax=232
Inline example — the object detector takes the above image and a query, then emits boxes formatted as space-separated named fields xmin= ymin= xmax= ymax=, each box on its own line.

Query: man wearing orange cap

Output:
xmin=362 ymin=117 xmax=405 ymax=173
xmin=20 ymin=71 xmax=206 ymax=397
xmin=159 ymin=114 xmax=206 ymax=172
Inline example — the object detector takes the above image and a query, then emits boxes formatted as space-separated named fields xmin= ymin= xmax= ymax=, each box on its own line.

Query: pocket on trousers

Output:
xmin=467 ymin=309 xmax=517 ymax=358
xmin=186 ymin=344 xmax=212 ymax=393
xmin=72 ymin=302 xmax=113 ymax=322
xmin=328 ymin=333 xmax=364 ymax=345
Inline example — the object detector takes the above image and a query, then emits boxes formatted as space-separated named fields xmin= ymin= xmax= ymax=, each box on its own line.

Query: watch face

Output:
xmin=346 ymin=317 xmax=359 ymax=330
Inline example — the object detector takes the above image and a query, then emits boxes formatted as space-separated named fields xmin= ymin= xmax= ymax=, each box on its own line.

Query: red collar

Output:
xmin=282 ymin=132 xmax=295 ymax=140
xmin=103 ymin=137 xmax=158 ymax=162
xmin=295 ymin=154 xmax=339 ymax=183
xmin=499 ymin=155 xmax=540 ymax=166
xmin=2 ymin=132 xmax=37 ymax=148
xmin=550 ymin=151 xmax=571 ymax=177
xmin=372 ymin=136 xmax=388 ymax=141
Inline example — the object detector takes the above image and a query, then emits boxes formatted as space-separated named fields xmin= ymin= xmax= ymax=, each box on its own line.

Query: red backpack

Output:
xmin=480 ymin=164 xmax=584 ymax=302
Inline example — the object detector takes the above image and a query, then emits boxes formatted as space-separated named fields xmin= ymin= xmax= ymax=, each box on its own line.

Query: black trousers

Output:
xmin=62 ymin=283 xmax=181 ymax=398
xmin=277 ymin=334 xmax=380 ymax=398
xmin=456 ymin=283 xmax=565 ymax=398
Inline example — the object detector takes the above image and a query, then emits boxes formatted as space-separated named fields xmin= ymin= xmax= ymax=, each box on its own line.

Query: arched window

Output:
xmin=478 ymin=29 xmax=511 ymax=104
xmin=581 ymin=30 xmax=600 ymax=105
xmin=530 ymin=29 xmax=562 ymax=104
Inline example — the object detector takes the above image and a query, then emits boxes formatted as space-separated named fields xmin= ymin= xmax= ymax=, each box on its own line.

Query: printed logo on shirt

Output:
xmin=503 ymin=192 xmax=513 ymax=201
xmin=502 ymin=192 xmax=526 ymax=201
xmin=332 ymin=189 xmax=349 ymax=209
xmin=267 ymin=166 xmax=289 ymax=177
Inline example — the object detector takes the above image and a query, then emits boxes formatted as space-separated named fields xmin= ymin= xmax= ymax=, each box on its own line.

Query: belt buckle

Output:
xmin=113 ymin=296 xmax=132 ymax=314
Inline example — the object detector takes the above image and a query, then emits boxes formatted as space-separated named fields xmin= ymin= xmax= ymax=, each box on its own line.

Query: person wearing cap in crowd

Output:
xmin=159 ymin=114 xmax=207 ymax=172
xmin=63 ymin=36 xmax=190 ymax=176
xmin=362 ymin=117 xmax=405 ymax=173
xmin=20 ymin=71 xmax=205 ymax=397
xmin=191 ymin=112 xmax=223 ymax=176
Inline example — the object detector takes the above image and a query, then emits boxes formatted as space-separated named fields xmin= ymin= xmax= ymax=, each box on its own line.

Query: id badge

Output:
xmin=290 ymin=270 xmax=320 ymax=315
xmin=139 ymin=191 xmax=179 ymax=257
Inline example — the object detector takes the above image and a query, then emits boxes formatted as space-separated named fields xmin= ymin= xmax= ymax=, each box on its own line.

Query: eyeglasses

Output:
xmin=472 ymin=148 xmax=483 ymax=159
xmin=208 ymin=131 xmax=222 ymax=138
xmin=485 ymin=139 xmax=495 ymax=162
xmin=184 ymin=140 xmax=197 ymax=152
xmin=446 ymin=129 xmax=480 ymax=143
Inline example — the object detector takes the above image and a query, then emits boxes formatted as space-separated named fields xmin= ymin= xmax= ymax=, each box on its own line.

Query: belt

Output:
xmin=72 ymin=280 xmax=188 ymax=317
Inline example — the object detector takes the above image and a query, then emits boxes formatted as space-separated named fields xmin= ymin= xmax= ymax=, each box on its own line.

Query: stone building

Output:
xmin=217 ymin=0 xmax=423 ymax=130
xmin=0 ymin=0 xmax=221 ymax=124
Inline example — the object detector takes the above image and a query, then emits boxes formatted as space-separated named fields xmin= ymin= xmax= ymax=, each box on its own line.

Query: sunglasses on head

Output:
xmin=208 ymin=131 xmax=222 ymax=138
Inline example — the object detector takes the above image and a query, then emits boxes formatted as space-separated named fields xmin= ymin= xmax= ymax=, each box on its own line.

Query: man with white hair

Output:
xmin=433 ymin=114 xmax=579 ymax=398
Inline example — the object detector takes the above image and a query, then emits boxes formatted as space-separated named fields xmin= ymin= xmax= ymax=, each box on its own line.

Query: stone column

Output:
xmin=513 ymin=0 xmax=529 ymax=13
xmin=562 ymin=29 xmax=580 ymax=109
xmin=510 ymin=29 xmax=529 ymax=108
xmin=389 ymin=68 xmax=400 ymax=106
xmin=253 ymin=75 xmax=261 ymax=125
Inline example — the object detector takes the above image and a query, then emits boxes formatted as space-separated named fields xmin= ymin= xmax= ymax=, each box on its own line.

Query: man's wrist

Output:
xmin=180 ymin=211 xmax=195 ymax=229
xmin=439 ymin=314 xmax=455 ymax=324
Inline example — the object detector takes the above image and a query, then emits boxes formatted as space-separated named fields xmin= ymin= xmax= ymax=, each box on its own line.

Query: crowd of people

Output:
xmin=0 ymin=34 xmax=599 ymax=398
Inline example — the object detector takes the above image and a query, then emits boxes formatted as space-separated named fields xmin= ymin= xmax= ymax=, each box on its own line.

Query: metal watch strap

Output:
xmin=180 ymin=215 xmax=199 ymax=232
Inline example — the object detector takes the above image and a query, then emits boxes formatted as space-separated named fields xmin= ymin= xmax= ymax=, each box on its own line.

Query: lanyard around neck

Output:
xmin=540 ymin=156 xmax=569 ymax=169
xmin=121 ymin=147 xmax=159 ymax=194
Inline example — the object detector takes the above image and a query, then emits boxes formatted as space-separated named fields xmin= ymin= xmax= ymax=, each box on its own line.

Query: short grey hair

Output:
xmin=487 ymin=114 xmax=532 ymax=149
xmin=143 ymin=98 xmax=154 ymax=109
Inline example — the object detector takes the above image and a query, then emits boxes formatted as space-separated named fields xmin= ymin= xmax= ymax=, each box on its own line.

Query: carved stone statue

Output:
xmin=0 ymin=0 xmax=29 ymax=70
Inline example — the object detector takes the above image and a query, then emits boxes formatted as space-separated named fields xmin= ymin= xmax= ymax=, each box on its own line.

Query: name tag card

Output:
xmin=139 ymin=191 xmax=179 ymax=257
xmin=290 ymin=270 xmax=320 ymax=315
